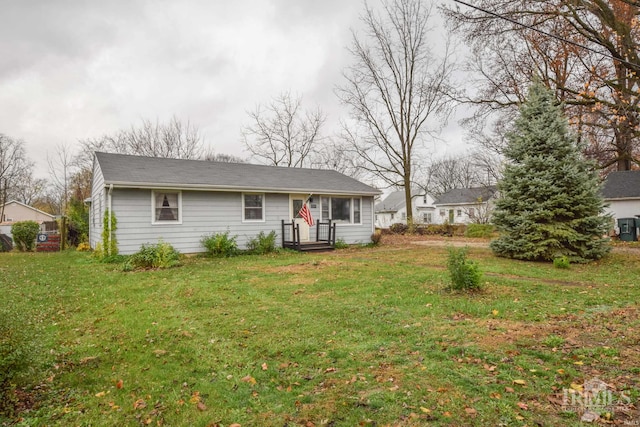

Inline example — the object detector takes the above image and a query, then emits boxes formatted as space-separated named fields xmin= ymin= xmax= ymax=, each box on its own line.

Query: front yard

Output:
xmin=1 ymin=240 xmax=639 ymax=426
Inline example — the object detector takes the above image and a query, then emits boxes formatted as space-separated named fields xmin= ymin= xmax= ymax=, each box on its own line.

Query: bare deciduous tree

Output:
xmin=48 ymin=143 xmax=76 ymax=215
xmin=0 ymin=134 xmax=32 ymax=221
xmin=79 ymin=116 xmax=205 ymax=165
xmin=337 ymin=0 xmax=456 ymax=226
xmin=242 ymin=91 xmax=325 ymax=167
xmin=443 ymin=0 xmax=640 ymax=171
xmin=204 ymin=152 xmax=247 ymax=163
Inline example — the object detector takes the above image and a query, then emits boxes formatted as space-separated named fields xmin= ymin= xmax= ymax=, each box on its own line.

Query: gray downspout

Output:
xmin=107 ymin=184 xmax=113 ymax=255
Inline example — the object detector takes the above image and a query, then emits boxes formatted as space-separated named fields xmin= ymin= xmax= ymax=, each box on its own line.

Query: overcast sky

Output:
xmin=1 ymin=0 xmax=467 ymax=176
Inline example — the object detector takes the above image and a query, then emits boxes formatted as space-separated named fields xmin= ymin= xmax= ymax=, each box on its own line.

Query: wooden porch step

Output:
xmin=285 ymin=242 xmax=335 ymax=252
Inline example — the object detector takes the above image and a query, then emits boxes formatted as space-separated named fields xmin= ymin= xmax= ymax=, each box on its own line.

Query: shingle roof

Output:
xmin=375 ymin=191 xmax=406 ymax=212
xmin=602 ymin=171 xmax=640 ymax=199
xmin=434 ymin=186 xmax=497 ymax=206
xmin=94 ymin=152 xmax=380 ymax=196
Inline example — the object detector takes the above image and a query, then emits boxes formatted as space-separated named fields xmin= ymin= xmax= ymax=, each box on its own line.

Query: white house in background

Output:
xmin=602 ymin=170 xmax=640 ymax=225
xmin=433 ymin=186 xmax=498 ymax=224
xmin=89 ymin=152 xmax=381 ymax=255
xmin=374 ymin=190 xmax=436 ymax=228
xmin=0 ymin=200 xmax=56 ymax=238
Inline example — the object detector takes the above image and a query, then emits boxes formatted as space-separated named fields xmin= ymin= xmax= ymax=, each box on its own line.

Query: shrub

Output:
xmin=246 ymin=231 xmax=277 ymax=255
xmin=465 ymin=224 xmax=495 ymax=238
xmin=371 ymin=229 xmax=383 ymax=246
xmin=553 ymin=256 xmax=570 ymax=269
xmin=10 ymin=221 xmax=40 ymax=252
xmin=125 ymin=241 xmax=181 ymax=270
xmin=101 ymin=210 xmax=118 ymax=257
xmin=201 ymin=231 xmax=238 ymax=257
xmin=446 ymin=246 xmax=482 ymax=292
xmin=389 ymin=223 xmax=409 ymax=234
xmin=0 ymin=307 xmax=39 ymax=416
xmin=334 ymin=238 xmax=349 ymax=249
xmin=76 ymin=242 xmax=91 ymax=252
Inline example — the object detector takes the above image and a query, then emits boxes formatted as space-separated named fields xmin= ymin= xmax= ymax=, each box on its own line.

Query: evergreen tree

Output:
xmin=490 ymin=81 xmax=611 ymax=263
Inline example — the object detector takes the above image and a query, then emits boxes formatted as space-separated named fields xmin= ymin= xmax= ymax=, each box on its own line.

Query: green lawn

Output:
xmin=1 ymin=243 xmax=639 ymax=426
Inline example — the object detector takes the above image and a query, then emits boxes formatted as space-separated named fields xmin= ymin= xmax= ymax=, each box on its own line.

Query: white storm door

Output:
xmin=290 ymin=194 xmax=310 ymax=242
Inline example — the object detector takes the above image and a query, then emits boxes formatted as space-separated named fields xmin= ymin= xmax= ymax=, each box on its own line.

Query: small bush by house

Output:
xmin=246 ymin=231 xmax=277 ymax=255
xmin=446 ymin=246 xmax=482 ymax=292
xmin=201 ymin=231 xmax=238 ymax=257
xmin=124 ymin=241 xmax=181 ymax=270
xmin=11 ymin=221 xmax=40 ymax=252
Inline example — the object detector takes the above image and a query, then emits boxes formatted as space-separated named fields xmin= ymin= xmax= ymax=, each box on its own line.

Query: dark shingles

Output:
xmin=602 ymin=171 xmax=640 ymax=199
xmin=95 ymin=152 xmax=380 ymax=195
xmin=434 ymin=186 xmax=497 ymax=205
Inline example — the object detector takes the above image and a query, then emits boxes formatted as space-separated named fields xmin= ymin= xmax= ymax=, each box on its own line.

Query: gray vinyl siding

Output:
xmin=89 ymin=160 xmax=105 ymax=250
xmin=104 ymin=190 xmax=375 ymax=254
xmin=110 ymin=189 xmax=286 ymax=254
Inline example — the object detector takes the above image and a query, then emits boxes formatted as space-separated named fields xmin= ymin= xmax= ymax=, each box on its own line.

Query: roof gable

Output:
xmin=602 ymin=171 xmax=640 ymax=199
xmin=434 ymin=186 xmax=497 ymax=206
xmin=94 ymin=152 xmax=380 ymax=196
xmin=1 ymin=200 xmax=56 ymax=219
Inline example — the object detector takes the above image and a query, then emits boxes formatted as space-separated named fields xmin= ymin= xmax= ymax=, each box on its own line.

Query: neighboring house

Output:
xmin=0 ymin=200 xmax=56 ymax=237
xmin=374 ymin=190 xmax=436 ymax=228
xmin=433 ymin=186 xmax=498 ymax=224
xmin=89 ymin=152 xmax=381 ymax=255
xmin=602 ymin=170 xmax=640 ymax=226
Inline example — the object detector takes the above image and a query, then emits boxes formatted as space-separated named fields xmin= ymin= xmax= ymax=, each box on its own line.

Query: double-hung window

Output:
xmin=243 ymin=193 xmax=264 ymax=221
xmin=320 ymin=196 xmax=362 ymax=224
xmin=153 ymin=191 xmax=181 ymax=224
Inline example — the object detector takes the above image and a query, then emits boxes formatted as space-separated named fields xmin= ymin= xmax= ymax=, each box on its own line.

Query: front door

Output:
xmin=291 ymin=194 xmax=310 ymax=242
xmin=448 ymin=209 xmax=454 ymax=224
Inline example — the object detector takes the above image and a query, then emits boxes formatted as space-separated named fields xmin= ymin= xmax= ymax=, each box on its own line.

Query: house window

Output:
xmin=153 ymin=191 xmax=181 ymax=223
xmin=401 ymin=212 xmax=407 ymax=220
xmin=423 ymin=195 xmax=428 ymax=204
xmin=321 ymin=196 xmax=362 ymax=224
xmin=390 ymin=213 xmax=395 ymax=220
xmin=457 ymin=209 xmax=462 ymax=217
xmin=468 ymin=208 xmax=475 ymax=218
xmin=243 ymin=193 xmax=264 ymax=221
xmin=423 ymin=213 xmax=432 ymax=223
xmin=439 ymin=209 xmax=445 ymax=216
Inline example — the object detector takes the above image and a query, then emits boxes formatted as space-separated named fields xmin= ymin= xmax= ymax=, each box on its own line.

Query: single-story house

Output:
xmin=374 ymin=190 xmax=435 ymax=228
xmin=0 ymin=200 xmax=57 ymax=237
xmin=433 ymin=186 xmax=498 ymax=224
xmin=89 ymin=152 xmax=381 ymax=255
xmin=602 ymin=170 xmax=640 ymax=228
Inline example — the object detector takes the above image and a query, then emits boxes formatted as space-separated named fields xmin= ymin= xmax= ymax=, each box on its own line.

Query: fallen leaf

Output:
xmin=490 ymin=392 xmax=501 ymax=399
xmin=513 ymin=379 xmax=526 ymax=386
xmin=420 ymin=407 xmax=431 ymax=413
xmin=196 ymin=401 xmax=207 ymax=411
xmin=133 ymin=398 xmax=146 ymax=409
xmin=116 ymin=379 xmax=123 ymax=389
xmin=241 ymin=375 xmax=257 ymax=385
xmin=465 ymin=407 xmax=477 ymax=416
xmin=325 ymin=367 xmax=337 ymax=373
xmin=505 ymin=387 xmax=515 ymax=393
xmin=570 ymin=383 xmax=583 ymax=391
xmin=229 ymin=424 xmax=241 ymax=427
xmin=95 ymin=391 xmax=106 ymax=398
xmin=573 ymin=361 xmax=584 ymax=366
xmin=492 ymin=309 xmax=499 ymax=316
xmin=517 ymin=402 xmax=529 ymax=410
xmin=261 ymin=362 xmax=268 ymax=371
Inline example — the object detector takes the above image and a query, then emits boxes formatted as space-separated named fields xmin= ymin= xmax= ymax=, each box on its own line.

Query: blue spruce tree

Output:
xmin=490 ymin=81 xmax=611 ymax=263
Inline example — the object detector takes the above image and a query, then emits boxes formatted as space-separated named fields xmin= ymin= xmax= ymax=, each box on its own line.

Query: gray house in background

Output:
xmin=433 ymin=186 xmax=498 ymax=224
xmin=602 ymin=170 xmax=640 ymax=229
xmin=90 ymin=152 xmax=380 ymax=255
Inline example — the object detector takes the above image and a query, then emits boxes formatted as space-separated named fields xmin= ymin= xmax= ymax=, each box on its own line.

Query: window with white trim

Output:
xmin=243 ymin=193 xmax=264 ymax=221
xmin=153 ymin=191 xmax=181 ymax=223
xmin=320 ymin=196 xmax=362 ymax=224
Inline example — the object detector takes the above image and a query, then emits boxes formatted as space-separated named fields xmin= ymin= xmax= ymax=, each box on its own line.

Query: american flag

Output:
xmin=298 ymin=203 xmax=314 ymax=226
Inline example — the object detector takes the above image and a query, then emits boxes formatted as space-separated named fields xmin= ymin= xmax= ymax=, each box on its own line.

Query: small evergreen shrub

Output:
xmin=201 ymin=231 xmax=238 ymax=257
xmin=125 ymin=241 xmax=181 ymax=270
xmin=371 ymin=229 xmax=383 ymax=246
xmin=465 ymin=224 xmax=495 ymax=238
xmin=553 ymin=256 xmax=570 ymax=269
xmin=446 ymin=246 xmax=482 ymax=292
xmin=246 ymin=231 xmax=277 ymax=255
xmin=334 ymin=238 xmax=349 ymax=249
xmin=10 ymin=221 xmax=40 ymax=252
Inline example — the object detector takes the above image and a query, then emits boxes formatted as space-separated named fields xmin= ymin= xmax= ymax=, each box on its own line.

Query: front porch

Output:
xmin=281 ymin=219 xmax=336 ymax=252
